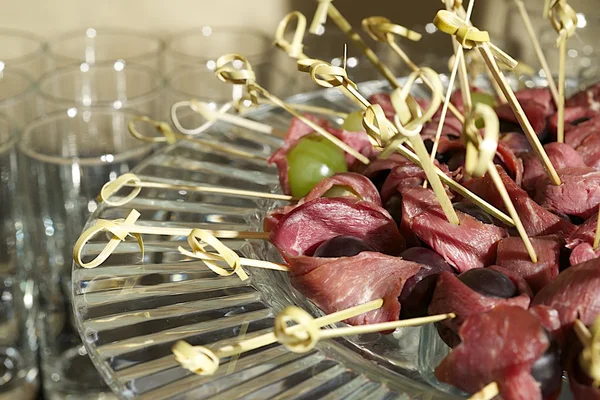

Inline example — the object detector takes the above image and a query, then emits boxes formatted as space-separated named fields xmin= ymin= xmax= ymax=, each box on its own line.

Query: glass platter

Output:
xmin=71 ymin=78 xmax=576 ymax=400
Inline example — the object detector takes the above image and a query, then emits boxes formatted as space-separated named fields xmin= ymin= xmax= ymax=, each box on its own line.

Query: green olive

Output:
xmin=341 ymin=110 xmax=365 ymax=132
xmin=287 ymin=135 xmax=348 ymax=197
xmin=322 ymin=184 xmax=360 ymax=199
xmin=471 ymin=92 xmax=497 ymax=108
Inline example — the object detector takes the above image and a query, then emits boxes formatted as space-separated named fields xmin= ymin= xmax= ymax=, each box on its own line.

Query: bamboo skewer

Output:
xmin=463 ymin=104 xmax=537 ymax=262
xmin=128 ymin=116 xmax=269 ymax=162
xmin=73 ymin=209 xmax=273 ymax=271
xmin=594 ymin=207 xmax=600 ymax=251
xmin=434 ymin=11 xmax=562 ymax=186
xmin=429 ymin=0 xmax=476 ymax=166
xmin=547 ymin=0 xmax=578 ymax=143
xmin=297 ymin=57 xmax=515 ymax=227
xmin=308 ymin=0 xmax=401 ymax=90
xmin=173 ymin=299 xmax=454 ymax=375
xmin=445 ymin=0 xmax=474 ymax=115
xmin=360 ymin=16 xmax=465 ymax=123
xmin=390 ymin=69 xmax=460 ymax=225
xmin=513 ymin=0 xmax=560 ymax=106
xmin=214 ymin=54 xmax=370 ymax=165
xmin=573 ymin=318 xmax=600 ymax=388
xmin=98 ymin=173 xmax=295 ymax=207
xmin=173 ymin=299 xmax=384 ymax=375
xmin=468 ymin=382 xmax=499 ymax=400
xmin=182 ymin=99 xmax=288 ymax=138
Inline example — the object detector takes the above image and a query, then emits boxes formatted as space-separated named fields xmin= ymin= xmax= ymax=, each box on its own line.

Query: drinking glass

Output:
xmin=0 ymin=28 xmax=46 ymax=78
xmin=47 ymin=28 xmax=164 ymax=72
xmin=38 ymin=62 xmax=164 ymax=119
xmin=19 ymin=109 xmax=155 ymax=399
xmin=0 ymin=113 xmax=39 ymax=400
xmin=0 ymin=69 xmax=37 ymax=128
xmin=165 ymin=27 xmax=272 ymax=72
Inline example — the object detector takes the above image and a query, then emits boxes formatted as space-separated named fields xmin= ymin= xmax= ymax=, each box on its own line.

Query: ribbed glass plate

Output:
xmin=71 ymin=78 xmax=569 ymax=400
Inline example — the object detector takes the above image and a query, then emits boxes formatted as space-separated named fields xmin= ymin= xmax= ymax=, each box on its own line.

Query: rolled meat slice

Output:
xmin=548 ymin=106 xmax=597 ymax=137
xmin=567 ymin=215 xmax=600 ymax=265
xmin=402 ymin=187 xmax=507 ymax=272
xmin=290 ymin=252 xmax=423 ymax=325
xmin=435 ymin=305 xmax=560 ymax=400
xmin=500 ymin=132 xmax=532 ymax=157
xmin=264 ymin=172 xmax=382 ymax=231
xmin=575 ymin=133 xmax=600 ymax=170
xmin=495 ymin=88 xmax=555 ymax=137
xmin=428 ymin=267 xmax=531 ymax=347
xmin=270 ymin=197 xmax=405 ymax=261
xmin=522 ymin=142 xmax=586 ymax=193
xmin=495 ymin=235 xmax=562 ymax=294
xmin=533 ymin=257 xmax=600 ymax=342
xmin=565 ymin=81 xmax=600 ymax=109
xmin=466 ymin=166 xmax=576 ymax=237
xmin=534 ymin=167 xmax=600 ymax=219
xmin=565 ymin=114 xmax=600 ymax=149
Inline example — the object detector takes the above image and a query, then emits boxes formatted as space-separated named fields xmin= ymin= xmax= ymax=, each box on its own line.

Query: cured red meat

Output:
xmin=533 ymin=257 xmax=600 ymax=341
xmin=567 ymin=215 xmax=600 ymax=265
xmin=270 ymin=197 xmax=404 ymax=261
xmin=548 ymin=106 xmax=597 ymax=136
xmin=268 ymin=115 xmax=375 ymax=194
xmin=495 ymin=88 xmax=556 ymax=136
xmin=534 ymin=167 xmax=600 ymax=219
xmin=359 ymin=153 xmax=411 ymax=179
xmin=401 ymin=187 xmax=507 ymax=271
xmin=565 ymin=114 xmax=600 ymax=149
xmin=500 ymin=132 xmax=532 ymax=156
xmin=575 ymin=133 xmax=600 ymax=170
xmin=565 ymin=339 xmax=600 ymax=400
xmin=496 ymin=235 xmax=562 ymax=294
xmin=466 ymin=166 xmax=576 ymax=237
xmin=428 ymin=268 xmax=531 ymax=346
xmin=264 ymin=172 xmax=382 ymax=231
xmin=422 ymin=114 xmax=463 ymax=139
xmin=522 ymin=142 xmax=585 ymax=192
xmin=565 ymin=81 xmax=600 ymax=109
xmin=435 ymin=305 xmax=552 ymax=400
xmin=291 ymin=252 xmax=422 ymax=325
xmin=379 ymin=163 xmax=454 ymax=205
xmin=496 ymin=141 xmax=524 ymax=186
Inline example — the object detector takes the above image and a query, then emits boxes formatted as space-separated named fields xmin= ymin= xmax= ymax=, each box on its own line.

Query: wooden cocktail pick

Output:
xmin=468 ymin=382 xmax=499 ymax=400
xmin=513 ymin=0 xmax=560 ymax=106
xmin=171 ymin=99 xmax=287 ymax=138
xmin=298 ymin=57 xmax=515 ymax=227
xmin=428 ymin=0 xmax=476 ymax=165
xmin=389 ymin=68 xmax=460 ymax=225
xmin=594 ymin=207 xmax=600 ymax=251
xmin=72 ymin=209 xmax=276 ymax=274
xmin=361 ymin=16 xmax=465 ymax=124
xmin=98 ymin=172 xmax=295 ymax=207
xmin=173 ymin=299 xmax=455 ymax=376
xmin=546 ymin=0 xmax=578 ymax=143
xmin=307 ymin=0 xmax=401 ymax=90
xmin=128 ymin=115 xmax=269 ymax=162
xmin=214 ymin=53 xmax=369 ymax=164
xmin=574 ymin=318 xmax=600 ymax=387
xmin=462 ymin=103 xmax=537 ymax=262
xmin=434 ymin=10 xmax=562 ymax=186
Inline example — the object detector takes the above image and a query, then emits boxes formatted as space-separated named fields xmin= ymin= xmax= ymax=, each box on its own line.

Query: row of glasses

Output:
xmin=0 ymin=26 xmax=279 ymax=400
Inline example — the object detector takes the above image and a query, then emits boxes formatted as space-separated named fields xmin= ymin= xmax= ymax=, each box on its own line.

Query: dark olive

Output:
xmin=313 ymin=235 xmax=374 ymax=258
xmin=458 ymin=268 xmax=518 ymax=299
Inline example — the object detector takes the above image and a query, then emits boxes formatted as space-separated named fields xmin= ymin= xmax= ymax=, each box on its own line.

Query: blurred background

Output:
xmin=0 ymin=0 xmax=597 ymax=399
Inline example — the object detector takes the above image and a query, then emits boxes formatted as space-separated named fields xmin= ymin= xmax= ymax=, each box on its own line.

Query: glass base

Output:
xmin=0 ymin=347 xmax=38 ymax=400
xmin=42 ymin=345 xmax=116 ymax=400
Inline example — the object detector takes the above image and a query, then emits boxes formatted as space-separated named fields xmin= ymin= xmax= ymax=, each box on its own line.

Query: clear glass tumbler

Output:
xmin=0 ymin=113 xmax=39 ymax=400
xmin=38 ymin=62 xmax=164 ymax=120
xmin=19 ymin=109 xmax=155 ymax=400
xmin=0 ymin=28 xmax=46 ymax=78
xmin=0 ymin=69 xmax=37 ymax=129
xmin=47 ymin=28 xmax=164 ymax=72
